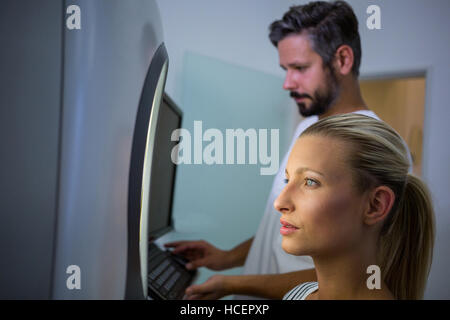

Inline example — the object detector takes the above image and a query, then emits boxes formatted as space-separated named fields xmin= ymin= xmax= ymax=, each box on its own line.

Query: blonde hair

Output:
xmin=301 ymin=114 xmax=435 ymax=299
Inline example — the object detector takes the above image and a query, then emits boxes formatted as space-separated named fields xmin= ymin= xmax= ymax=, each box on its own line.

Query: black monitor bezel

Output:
xmin=147 ymin=93 xmax=183 ymax=242
xmin=126 ymin=43 xmax=168 ymax=299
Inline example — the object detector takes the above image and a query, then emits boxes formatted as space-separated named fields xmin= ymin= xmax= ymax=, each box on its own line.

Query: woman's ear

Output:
xmin=364 ymin=186 xmax=396 ymax=226
xmin=333 ymin=44 xmax=354 ymax=76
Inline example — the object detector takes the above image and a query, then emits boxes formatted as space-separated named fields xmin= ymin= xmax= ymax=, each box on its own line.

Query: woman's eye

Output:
xmin=283 ymin=178 xmax=289 ymax=184
xmin=305 ymin=178 xmax=318 ymax=187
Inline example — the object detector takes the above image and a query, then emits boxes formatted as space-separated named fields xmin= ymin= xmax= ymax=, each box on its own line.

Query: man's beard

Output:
xmin=291 ymin=67 xmax=340 ymax=117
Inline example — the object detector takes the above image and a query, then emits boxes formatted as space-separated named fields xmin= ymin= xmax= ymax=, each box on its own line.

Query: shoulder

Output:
xmin=283 ymin=282 xmax=319 ymax=300
xmin=351 ymin=109 xmax=380 ymax=120
xmin=295 ymin=116 xmax=319 ymax=136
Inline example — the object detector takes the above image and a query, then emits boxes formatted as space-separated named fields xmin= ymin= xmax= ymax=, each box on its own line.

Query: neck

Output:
xmin=319 ymin=78 xmax=368 ymax=120
xmin=310 ymin=241 xmax=394 ymax=300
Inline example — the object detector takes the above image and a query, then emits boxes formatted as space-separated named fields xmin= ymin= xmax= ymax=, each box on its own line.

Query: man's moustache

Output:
xmin=290 ymin=92 xmax=312 ymax=100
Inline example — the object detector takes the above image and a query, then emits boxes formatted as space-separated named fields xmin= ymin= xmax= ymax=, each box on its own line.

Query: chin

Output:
xmin=281 ymin=238 xmax=306 ymax=256
xmin=297 ymin=103 xmax=309 ymax=115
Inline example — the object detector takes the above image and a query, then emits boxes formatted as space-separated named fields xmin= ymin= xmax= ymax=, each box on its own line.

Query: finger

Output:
xmin=164 ymin=240 xmax=191 ymax=248
xmin=165 ymin=240 xmax=205 ymax=248
xmin=199 ymin=293 xmax=219 ymax=300
xmin=171 ymin=244 xmax=195 ymax=255
xmin=172 ymin=242 xmax=207 ymax=255
xmin=186 ymin=292 xmax=218 ymax=300
xmin=185 ymin=293 xmax=204 ymax=300
xmin=185 ymin=283 xmax=209 ymax=296
xmin=186 ymin=257 xmax=210 ymax=270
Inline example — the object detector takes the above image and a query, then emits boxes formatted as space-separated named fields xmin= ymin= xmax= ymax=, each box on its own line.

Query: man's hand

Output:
xmin=185 ymin=269 xmax=317 ymax=300
xmin=184 ymin=275 xmax=230 ymax=300
xmin=164 ymin=240 xmax=231 ymax=271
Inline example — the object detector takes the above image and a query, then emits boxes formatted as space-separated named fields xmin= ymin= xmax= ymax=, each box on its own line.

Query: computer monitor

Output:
xmin=125 ymin=86 xmax=184 ymax=298
xmin=146 ymin=94 xmax=182 ymax=242
xmin=128 ymin=91 xmax=182 ymax=298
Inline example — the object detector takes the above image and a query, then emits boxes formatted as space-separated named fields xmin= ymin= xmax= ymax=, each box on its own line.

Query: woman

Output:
xmin=276 ymin=114 xmax=434 ymax=300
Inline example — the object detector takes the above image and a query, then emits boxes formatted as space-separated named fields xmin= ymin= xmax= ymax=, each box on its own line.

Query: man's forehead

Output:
xmin=278 ymin=32 xmax=313 ymax=50
xmin=278 ymin=33 xmax=318 ymax=62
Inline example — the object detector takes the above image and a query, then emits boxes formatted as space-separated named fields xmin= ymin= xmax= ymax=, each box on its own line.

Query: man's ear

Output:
xmin=364 ymin=186 xmax=396 ymax=226
xmin=333 ymin=44 xmax=354 ymax=76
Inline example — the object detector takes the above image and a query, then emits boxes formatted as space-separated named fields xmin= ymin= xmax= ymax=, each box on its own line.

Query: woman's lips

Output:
xmin=280 ymin=219 xmax=299 ymax=236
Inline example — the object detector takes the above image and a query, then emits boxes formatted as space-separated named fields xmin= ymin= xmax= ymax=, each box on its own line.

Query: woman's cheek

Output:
xmin=303 ymin=193 xmax=354 ymax=241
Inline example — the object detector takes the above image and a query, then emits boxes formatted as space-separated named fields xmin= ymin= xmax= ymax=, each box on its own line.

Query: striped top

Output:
xmin=283 ymin=282 xmax=319 ymax=300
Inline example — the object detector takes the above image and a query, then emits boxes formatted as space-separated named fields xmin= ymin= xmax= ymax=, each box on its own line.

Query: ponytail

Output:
xmin=379 ymin=174 xmax=435 ymax=299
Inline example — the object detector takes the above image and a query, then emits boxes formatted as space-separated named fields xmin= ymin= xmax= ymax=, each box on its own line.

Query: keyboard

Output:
xmin=147 ymin=243 xmax=196 ymax=300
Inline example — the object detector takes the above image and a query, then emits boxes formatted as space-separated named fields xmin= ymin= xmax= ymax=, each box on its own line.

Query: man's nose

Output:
xmin=282 ymin=71 xmax=296 ymax=91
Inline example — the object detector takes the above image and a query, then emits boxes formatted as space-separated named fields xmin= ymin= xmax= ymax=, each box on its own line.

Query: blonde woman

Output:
xmin=277 ymin=114 xmax=434 ymax=300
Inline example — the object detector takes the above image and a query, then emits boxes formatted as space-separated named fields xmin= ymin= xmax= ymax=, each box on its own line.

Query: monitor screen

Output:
xmin=147 ymin=94 xmax=182 ymax=241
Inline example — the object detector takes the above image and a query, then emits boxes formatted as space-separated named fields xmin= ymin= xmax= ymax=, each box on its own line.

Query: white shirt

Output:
xmin=234 ymin=110 xmax=381 ymax=300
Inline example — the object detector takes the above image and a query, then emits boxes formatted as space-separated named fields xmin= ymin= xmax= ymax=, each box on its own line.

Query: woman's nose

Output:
xmin=274 ymin=186 xmax=294 ymax=214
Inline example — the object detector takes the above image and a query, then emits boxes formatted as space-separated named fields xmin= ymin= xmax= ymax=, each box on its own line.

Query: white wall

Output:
xmin=156 ymin=0 xmax=450 ymax=299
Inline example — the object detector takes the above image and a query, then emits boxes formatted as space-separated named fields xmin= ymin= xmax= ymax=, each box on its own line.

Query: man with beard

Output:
xmin=165 ymin=1 xmax=380 ymax=299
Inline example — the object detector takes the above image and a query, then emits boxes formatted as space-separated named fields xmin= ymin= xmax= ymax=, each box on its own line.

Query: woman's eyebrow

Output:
xmin=286 ymin=167 xmax=324 ymax=177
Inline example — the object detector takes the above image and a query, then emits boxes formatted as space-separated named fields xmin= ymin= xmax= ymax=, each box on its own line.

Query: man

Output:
xmin=165 ymin=1 xmax=380 ymax=299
